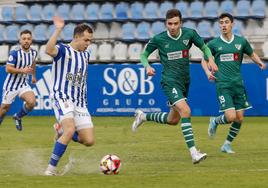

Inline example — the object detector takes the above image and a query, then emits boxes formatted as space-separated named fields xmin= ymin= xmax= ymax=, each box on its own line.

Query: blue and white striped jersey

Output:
xmin=51 ymin=43 xmax=90 ymax=108
xmin=3 ymin=47 xmax=38 ymax=91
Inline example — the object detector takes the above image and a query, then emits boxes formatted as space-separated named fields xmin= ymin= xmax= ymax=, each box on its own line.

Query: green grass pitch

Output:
xmin=0 ymin=116 xmax=267 ymax=188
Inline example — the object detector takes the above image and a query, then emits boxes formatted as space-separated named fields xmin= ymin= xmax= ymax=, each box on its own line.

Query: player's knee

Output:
xmin=226 ymin=114 xmax=236 ymax=122
xmin=83 ymin=138 xmax=94 ymax=147
xmin=168 ymin=118 xmax=179 ymax=125
xmin=235 ymin=116 xmax=244 ymax=123
xmin=2 ymin=105 xmax=10 ymax=113
xmin=63 ymin=128 xmax=76 ymax=140
xmin=26 ymin=100 xmax=36 ymax=109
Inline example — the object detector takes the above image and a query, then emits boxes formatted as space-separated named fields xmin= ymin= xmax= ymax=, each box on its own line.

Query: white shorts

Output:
xmin=52 ymin=98 xmax=94 ymax=131
xmin=1 ymin=85 xmax=33 ymax=105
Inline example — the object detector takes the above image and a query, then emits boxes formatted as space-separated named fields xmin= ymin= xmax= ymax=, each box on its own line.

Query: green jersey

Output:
xmin=145 ymin=27 xmax=205 ymax=84
xmin=207 ymin=35 xmax=253 ymax=87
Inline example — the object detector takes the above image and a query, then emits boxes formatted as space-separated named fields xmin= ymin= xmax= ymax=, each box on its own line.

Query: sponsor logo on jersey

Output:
xmin=167 ymin=50 xmax=188 ymax=60
xmin=235 ymin=44 xmax=241 ymax=50
xmin=220 ymin=53 xmax=239 ymax=62
xmin=218 ymin=47 xmax=223 ymax=51
xmin=164 ymin=43 xmax=169 ymax=48
xmin=183 ymin=40 xmax=189 ymax=46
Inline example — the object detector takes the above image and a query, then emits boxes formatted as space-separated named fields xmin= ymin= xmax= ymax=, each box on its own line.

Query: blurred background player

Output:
xmin=131 ymin=9 xmax=218 ymax=164
xmin=44 ymin=16 xmax=94 ymax=175
xmin=201 ymin=13 xmax=266 ymax=153
xmin=0 ymin=30 xmax=37 ymax=131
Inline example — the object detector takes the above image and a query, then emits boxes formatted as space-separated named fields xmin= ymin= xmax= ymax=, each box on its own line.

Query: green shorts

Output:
xmin=161 ymin=82 xmax=190 ymax=106
xmin=216 ymin=84 xmax=252 ymax=112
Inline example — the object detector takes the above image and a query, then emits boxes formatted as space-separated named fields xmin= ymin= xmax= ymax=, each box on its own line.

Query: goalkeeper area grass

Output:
xmin=0 ymin=116 xmax=267 ymax=188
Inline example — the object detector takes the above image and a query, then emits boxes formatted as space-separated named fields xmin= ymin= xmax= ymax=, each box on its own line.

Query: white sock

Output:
xmin=189 ymin=146 xmax=197 ymax=156
xmin=224 ymin=140 xmax=231 ymax=145
xmin=141 ymin=113 xmax=147 ymax=121
xmin=47 ymin=164 xmax=56 ymax=172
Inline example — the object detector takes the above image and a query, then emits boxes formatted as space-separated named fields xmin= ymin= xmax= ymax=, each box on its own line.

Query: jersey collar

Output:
xmin=220 ymin=34 xmax=234 ymax=44
xmin=167 ymin=29 xmax=182 ymax=40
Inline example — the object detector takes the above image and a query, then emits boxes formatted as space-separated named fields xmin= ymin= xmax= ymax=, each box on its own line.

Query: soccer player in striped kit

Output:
xmin=0 ymin=30 xmax=37 ymax=131
xmin=44 ymin=16 xmax=94 ymax=175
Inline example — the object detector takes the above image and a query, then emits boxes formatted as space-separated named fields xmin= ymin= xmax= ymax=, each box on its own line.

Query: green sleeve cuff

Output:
xmin=140 ymin=50 xmax=150 ymax=67
xmin=201 ymin=44 xmax=212 ymax=59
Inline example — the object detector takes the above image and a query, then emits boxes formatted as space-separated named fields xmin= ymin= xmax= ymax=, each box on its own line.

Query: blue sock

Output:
xmin=49 ymin=141 xmax=67 ymax=167
xmin=72 ymin=131 xmax=79 ymax=142
xmin=0 ymin=116 xmax=3 ymax=125
xmin=16 ymin=104 xmax=30 ymax=119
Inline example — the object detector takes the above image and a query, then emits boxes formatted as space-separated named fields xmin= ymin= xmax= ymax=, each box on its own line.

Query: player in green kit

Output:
xmin=131 ymin=9 xmax=218 ymax=164
xmin=201 ymin=13 xmax=266 ymax=153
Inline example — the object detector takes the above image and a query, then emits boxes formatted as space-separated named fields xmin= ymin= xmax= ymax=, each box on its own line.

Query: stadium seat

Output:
xmin=85 ymin=3 xmax=99 ymax=21
xmin=122 ymin=22 xmax=136 ymax=41
xmin=183 ymin=21 xmax=197 ymax=30
xmin=148 ymin=49 xmax=159 ymax=60
xmin=57 ymin=3 xmax=70 ymax=21
xmin=14 ymin=5 xmax=28 ymax=23
xmin=94 ymin=23 xmax=109 ymax=39
xmin=151 ymin=21 xmax=165 ymax=35
xmin=47 ymin=24 xmax=55 ymax=38
xmin=0 ymin=45 xmax=9 ymax=63
xmin=71 ymin=3 xmax=85 ymax=22
xmin=144 ymin=1 xmax=159 ymax=20
xmin=251 ymin=0 xmax=266 ymax=19
xmin=39 ymin=44 xmax=52 ymax=62
xmin=236 ymin=0 xmax=250 ymax=18
xmin=0 ymin=25 xmax=5 ymax=42
xmin=129 ymin=2 xmax=143 ymax=21
xmin=98 ymin=42 xmax=112 ymax=61
xmin=87 ymin=43 xmax=98 ymax=61
xmin=109 ymin=22 xmax=122 ymax=39
xmin=159 ymin=1 xmax=173 ymax=19
xmin=115 ymin=2 xmax=129 ymax=21
xmin=113 ymin=42 xmax=128 ymax=60
xmin=29 ymin=4 xmax=42 ymax=23
xmin=136 ymin=22 xmax=151 ymax=41
xmin=175 ymin=2 xmax=189 ymax=18
xmin=100 ymin=3 xmax=114 ymax=21
xmin=204 ymin=0 xmax=219 ymax=19
xmin=33 ymin=24 xmax=48 ymax=43
xmin=233 ymin=20 xmax=244 ymax=36
xmin=189 ymin=1 xmax=204 ymax=19
xmin=197 ymin=21 xmax=212 ymax=39
xmin=20 ymin=24 xmax=33 ymax=33
xmin=128 ymin=43 xmax=142 ymax=60
xmin=1 ymin=6 xmax=14 ymax=23
xmin=43 ymin=4 xmax=56 ymax=22
xmin=219 ymin=0 xmax=234 ymax=15
xmin=61 ymin=23 xmax=75 ymax=42
xmin=212 ymin=21 xmax=221 ymax=37
xmin=190 ymin=44 xmax=203 ymax=60
xmin=262 ymin=40 xmax=268 ymax=58
xmin=5 ymin=25 xmax=19 ymax=44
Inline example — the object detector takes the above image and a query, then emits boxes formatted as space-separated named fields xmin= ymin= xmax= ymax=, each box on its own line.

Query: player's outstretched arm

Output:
xmin=250 ymin=52 xmax=267 ymax=70
xmin=46 ymin=16 xmax=65 ymax=57
xmin=201 ymin=59 xmax=216 ymax=81
xmin=6 ymin=64 xmax=33 ymax=74
xmin=140 ymin=50 xmax=155 ymax=76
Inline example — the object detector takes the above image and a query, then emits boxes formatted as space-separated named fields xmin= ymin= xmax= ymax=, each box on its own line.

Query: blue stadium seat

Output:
xmin=33 ymin=24 xmax=48 ymax=43
xmin=204 ymin=0 xmax=219 ymax=19
xmin=130 ymin=2 xmax=143 ymax=21
xmin=220 ymin=0 xmax=234 ymax=14
xmin=0 ymin=25 xmax=5 ymax=42
xmin=190 ymin=1 xmax=204 ymax=19
xmin=159 ymin=1 xmax=173 ymax=19
xmin=136 ymin=22 xmax=150 ymax=41
xmin=144 ymin=1 xmax=159 ymax=20
xmin=183 ymin=21 xmax=197 ymax=30
xmin=236 ymin=0 xmax=250 ymax=18
xmin=197 ymin=21 xmax=212 ymax=39
xmin=14 ymin=5 xmax=28 ymax=23
xmin=71 ymin=3 xmax=85 ymax=22
xmin=47 ymin=25 xmax=56 ymax=38
xmin=252 ymin=0 xmax=266 ymax=18
xmin=61 ymin=23 xmax=75 ymax=42
xmin=43 ymin=4 xmax=56 ymax=22
xmin=1 ymin=6 xmax=14 ymax=23
xmin=233 ymin=20 xmax=244 ymax=36
xmin=175 ymin=2 xmax=189 ymax=19
xmin=57 ymin=3 xmax=70 ymax=20
xmin=85 ymin=3 xmax=99 ymax=21
xmin=115 ymin=2 xmax=128 ymax=21
xmin=20 ymin=24 xmax=34 ymax=32
xmin=6 ymin=25 xmax=19 ymax=43
xmin=122 ymin=22 xmax=136 ymax=41
xmin=100 ymin=3 xmax=114 ymax=21
xmin=151 ymin=21 xmax=165 ymax=35
xmin=29 ymin=4 xmax=42 ymax=23
xmin=212 ymin=21 xmax=221 ymax=37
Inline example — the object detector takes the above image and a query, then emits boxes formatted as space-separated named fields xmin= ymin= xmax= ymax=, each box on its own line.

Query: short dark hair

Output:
xmin=219 ymin=13 xmax=234 ymax=23
xmin=166 ymin=9 xmax=182 ymax=21
xmin=20 ymin=29 xmax=32 ymax=36
xmin=73 ymin=23 xmax=93 ymax=37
